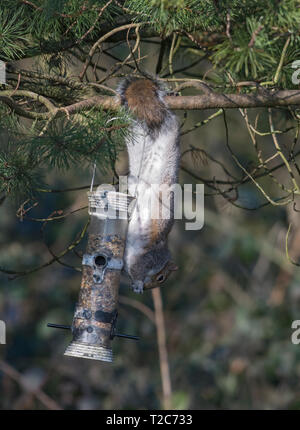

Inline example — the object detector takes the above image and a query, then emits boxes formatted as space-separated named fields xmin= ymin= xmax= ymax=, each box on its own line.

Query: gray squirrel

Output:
xmin=117 ymin=76 xmax=180 ymax=294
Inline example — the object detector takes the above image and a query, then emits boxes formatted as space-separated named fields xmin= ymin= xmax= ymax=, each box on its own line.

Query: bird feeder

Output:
xmin=48 ymin=184 xmax=137 ymax=363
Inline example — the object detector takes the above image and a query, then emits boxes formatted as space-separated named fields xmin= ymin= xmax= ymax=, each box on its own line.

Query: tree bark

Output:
xmin=60 ymin=89 xmax=300 ymax=115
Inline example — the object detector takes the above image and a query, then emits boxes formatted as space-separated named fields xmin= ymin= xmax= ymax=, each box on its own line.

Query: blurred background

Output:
xmin=1 ymin=39 xmax=300 ymax=411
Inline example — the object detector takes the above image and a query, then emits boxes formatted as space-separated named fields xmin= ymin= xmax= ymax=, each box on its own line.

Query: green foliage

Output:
xmin=124 ymin=0 xmax=300 ymax=36
xmin=0 ymin=0 xmax=118 ymax=60
xmin=0 ymin=138 xmax=41 ymax=198
xmin=0 ymin=0 xmax=298 ymax=87
xmin=1 ymin=0 xmax=300 ymax=200
xmin=29 ymin=0 xmax=115 ymax=41
xmin=0 ymin=104 xmax=21 ymax=132
xmin=42 ymin=0 xmax=68 ymax=19
xmin=0 ymin=107 xmax=129 ymax=198
xmin=0 ymin=8 xmax=29 ymax=61
xmin=28 ymin=110 xmax=128 ymax=170
xmin=125 ymin=0 xmax=221 ymax=34
xmin=208 ymin=1 xmax=300 ymax=83
xmin=212 ymin=18 xmax=276 ymax=79
xmin=266 ymin=0 xmax=300 ymax=31
xmin=0 ymin=105 xmax=41 ymax=198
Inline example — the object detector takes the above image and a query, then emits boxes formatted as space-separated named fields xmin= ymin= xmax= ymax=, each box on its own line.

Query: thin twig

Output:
xmin=274 ymin=36 xmax=291 ymax=84
xmin=248 ymin=24 xmax=263 ymax=48
xmin=2 ymin=219 xmax=90 ymax=279
xmin=223 ymin=109 xmax=293 ymax=206
xmin=226 ymin=11 xmax=232 ymax=42
xmin=152 ymin=288 xmax=172 ymax=410
xmin=268 ymin=108 xmax=300 ymax=194
xmin=80 ymin=23 xmax=148 ymax=80
xmin=119 ymin=295 xmax=155 ymax=323
xmin=0 ymin=360 xmax=63 ymax=410
xmin=76 ymin=0 xmax=113 ymax=44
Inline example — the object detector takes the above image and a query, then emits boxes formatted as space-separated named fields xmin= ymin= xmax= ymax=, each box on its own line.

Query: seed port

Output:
xmin=94 ymin=255 xmax=107 ymax=267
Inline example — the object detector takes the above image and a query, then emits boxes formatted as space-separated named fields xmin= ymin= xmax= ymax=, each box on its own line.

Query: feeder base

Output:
xmin=64 ymin=341 xmax=113 ymax=362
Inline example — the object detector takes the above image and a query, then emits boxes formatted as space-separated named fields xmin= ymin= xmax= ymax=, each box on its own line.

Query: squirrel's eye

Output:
xmin=156 ymin=274 xmax=165 ymax=283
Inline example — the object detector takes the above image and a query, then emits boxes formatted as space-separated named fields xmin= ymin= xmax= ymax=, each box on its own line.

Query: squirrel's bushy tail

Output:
xmin=117 ymin=77 xmax=168 ymax=131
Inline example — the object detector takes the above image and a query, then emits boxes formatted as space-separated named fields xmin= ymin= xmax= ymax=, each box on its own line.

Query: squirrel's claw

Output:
xmin=131 ymin=281 xmax=144 ymax=294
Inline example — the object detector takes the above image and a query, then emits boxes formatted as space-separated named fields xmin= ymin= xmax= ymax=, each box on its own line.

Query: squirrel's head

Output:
xmin=128 ymin=249 xmax=178 ymax=294
xmin=143 ymin=260 xmax=178 ymax=291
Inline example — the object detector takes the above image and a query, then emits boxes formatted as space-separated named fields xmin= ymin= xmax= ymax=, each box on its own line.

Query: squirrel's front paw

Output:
xmin=131 ymin=281 xmax=144 ymax=294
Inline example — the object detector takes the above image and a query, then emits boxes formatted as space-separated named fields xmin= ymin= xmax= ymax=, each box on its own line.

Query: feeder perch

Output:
xmin=48 ymin=186 xmax=136 ymax=363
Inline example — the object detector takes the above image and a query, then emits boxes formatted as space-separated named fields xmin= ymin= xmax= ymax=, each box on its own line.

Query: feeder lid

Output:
xmin=87 ymin=189 xmax=135 ymax=219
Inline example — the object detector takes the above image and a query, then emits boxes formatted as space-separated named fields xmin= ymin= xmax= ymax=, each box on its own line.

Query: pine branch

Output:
xmin=3 ymin=88 xmax=300 ymax=119
xmin=79 ymin=22 xmax=147 ymax=80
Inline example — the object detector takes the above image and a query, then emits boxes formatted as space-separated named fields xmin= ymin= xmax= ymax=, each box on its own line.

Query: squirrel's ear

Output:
xmin=169 ymin=262 xmax=178 ymax=271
